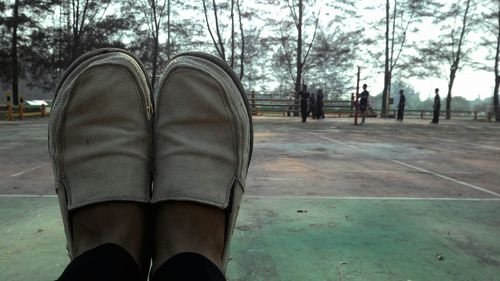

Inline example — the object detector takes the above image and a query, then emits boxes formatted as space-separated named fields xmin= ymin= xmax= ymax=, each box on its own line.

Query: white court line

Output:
xmin=245 ymin=195 xmax=500 ymax=201
xmin=1 ymin=194 xmax=499 ymax=201
xmin=314 ymin=133 xmax=500 ymax=198
xmin=0 ymin=194 xmax=57 ymax=198
xmin=392 ymin=160 xmax=500 ymax=198
xmin=256 ymin=177 xmax=305 ymax=180
xmin=10 ymin=164 xmax=44 ymax=177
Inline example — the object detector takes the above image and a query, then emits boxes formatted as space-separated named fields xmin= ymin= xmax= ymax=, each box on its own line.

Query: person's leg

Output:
xmin=151 ymin=52 xmax=252 ymax=279
xmin=150 ymin=252 xmax=226 ymax=281
xmin=49 ymin=49 xmax=154 ymax=280
xmin=151 ymin=201 xmax=225 ymax=272
xmin=57 ymin=243 xmax=142 ymax=281
xmin=70 ymin=202 xmax=151 ymax=271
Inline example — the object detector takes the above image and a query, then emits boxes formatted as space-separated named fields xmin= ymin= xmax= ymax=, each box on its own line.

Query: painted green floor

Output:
xmin=1 ymin=197 xmax=499 ymax=281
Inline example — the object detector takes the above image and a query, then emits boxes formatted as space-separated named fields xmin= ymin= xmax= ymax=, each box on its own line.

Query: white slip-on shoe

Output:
xmin=153 ymin=52 xmax=253 ymax=271
xmin=49 ymin=48 xmax=154 ymax=258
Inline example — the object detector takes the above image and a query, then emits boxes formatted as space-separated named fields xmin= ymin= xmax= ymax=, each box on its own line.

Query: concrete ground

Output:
xmin=1 ymin=116 xmax=499 ymax=280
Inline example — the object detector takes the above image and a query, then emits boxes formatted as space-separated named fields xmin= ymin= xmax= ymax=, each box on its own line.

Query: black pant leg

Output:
xmin=57 ymin=243 xmax=143 ymax=281
xmin=433 ymin=109 xmax=439 ymax=123
xmin=150 ymin=252 xmax=226 ymax=281
xmin=301 ymin=105 xmax=307 ymax=122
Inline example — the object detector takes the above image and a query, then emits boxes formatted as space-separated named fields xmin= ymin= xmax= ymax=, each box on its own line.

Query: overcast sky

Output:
xmin=55 ymin=1 xmax=498 ymax=101
xmin=353 ymin=1 xmax=493 ymax=101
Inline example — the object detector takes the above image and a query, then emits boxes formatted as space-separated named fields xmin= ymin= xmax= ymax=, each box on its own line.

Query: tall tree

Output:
xmin=414 ymin=0 xmax=474 ymax=119
xmin=59 ymin=0 xmax=114 ymax=64
xmin=493 ymin=0 xmax=500 ymax=121
xmin=443 ymin=0 xmax=473 ymax=119
xmin=201 ymin=0 xmax=246 ymax=79
xmin=10 ymin=0 xmax=20 ymax=105
xmin=125 ymin=0 xmax=168 ymax=91
xmin=377 ymin=0 xmax=428 ymax=117
xmin=481 ymin=0 xmax=500 ymax=121
xmin=1 ymin=0 xmax=55 ymax=104
xmin=267 ymin=0 xmax=359 ymax=108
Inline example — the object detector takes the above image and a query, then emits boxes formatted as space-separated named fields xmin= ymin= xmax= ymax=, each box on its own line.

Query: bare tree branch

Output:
xmin=212 ymin=0 xmax=226 ymax=60
xmin=202 ymin=0 xmax=224 ymax=59
xmin=302 ymin=6 xmax=321 ymax=67
xmin=237 ymin=0 xmax=245 ymax=80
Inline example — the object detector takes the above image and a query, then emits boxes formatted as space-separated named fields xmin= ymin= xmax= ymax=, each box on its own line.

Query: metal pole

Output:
xmin=354 ymin=66 xmax=360 ymax=125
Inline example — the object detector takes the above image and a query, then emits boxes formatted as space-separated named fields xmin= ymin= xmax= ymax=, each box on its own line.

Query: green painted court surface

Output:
xmin=1 ymin=117 xmax=499 ymax=280
xmin=1 ymin=197 xmax=499 ymax=280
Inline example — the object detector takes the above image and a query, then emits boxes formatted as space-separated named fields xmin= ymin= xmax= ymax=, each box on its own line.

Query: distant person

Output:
xmin=359 ymin=84 xmax=369 ymax=125
xmin=308 ymin=93 xmax=316 ymax=119
xmin=298 ymin=84 xmax=310 ymax=122
xmin=397 ymin=89 xmax=406 ymax=121
xmin=431 ymin=88 xmax=441 ymax=124
xmin=315 ymin=89 xmax=325 ymax=119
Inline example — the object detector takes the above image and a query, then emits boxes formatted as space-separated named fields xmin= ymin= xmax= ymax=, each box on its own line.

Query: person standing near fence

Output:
xmin=359 ymin=84 xmax=369 ymax=125
xmin=308 ymin=93 xmax=316 ymax=119
xmin=397 ymin=90 xmax=406 ymax=121
xmin=298 ymin=85 xmax=310 ymax=122
xmin=431 ymin=88 xmax=441 ymax=124
xmin=316 ymin=89 xmax=325 ymax=119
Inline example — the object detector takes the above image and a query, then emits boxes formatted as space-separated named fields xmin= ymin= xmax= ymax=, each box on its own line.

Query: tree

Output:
xmin=413 ymin=0 xmax=475 ymax=119
xmin=375 ymin=0 xmax=431 ymax=117
xmin=1 ymin=0 xmax=55 ymax=105
xmin=480 ymin=0 xmax=500 ymax=121
xmin=202 ymin=0 xmax=246 ymax=79
xmin=493 ymin=1 xmax=500 ymax=121
xmin=58 ymin=0 xmax=116 ymax=65
xmin=266 ymin=0 xmax=358 ymax=114
xmin=125 ymin=0 xmax=168 ymax=91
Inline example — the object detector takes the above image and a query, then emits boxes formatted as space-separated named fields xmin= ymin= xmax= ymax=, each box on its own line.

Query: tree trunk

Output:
xmin=446 ymin=69 xmax=456 ymax=119
xmin=152 ymin=35 xmax=159 ymax=92
xmin=494 ymin=0 xmax=500 ymax=121
xmin=237 ymin=0 xmax=244 ymax=80
xmin=11 ymin=0 xmax=19 ymax=106
xmin=293 ymin=0 xmax=303 ymax=117
xmin=230 ymin=0 xmax=235 ymax=68
xmin=381 ymin=0 xmax=390 ymax=117
xmin=166 ymin=0 xmax=171 ymax=60
xmin=446 ymin=0 xmax=471 ymax=120
xmin=494 ymin=75 xmax=499 ymax=121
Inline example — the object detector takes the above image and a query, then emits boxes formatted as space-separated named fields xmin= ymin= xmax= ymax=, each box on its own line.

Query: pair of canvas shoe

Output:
xmin=48 ymin=48 xmax=253 ymax=270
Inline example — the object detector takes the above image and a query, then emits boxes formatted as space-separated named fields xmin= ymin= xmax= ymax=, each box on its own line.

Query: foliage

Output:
xmin=0 ymin=0 xmax=496 ymax=121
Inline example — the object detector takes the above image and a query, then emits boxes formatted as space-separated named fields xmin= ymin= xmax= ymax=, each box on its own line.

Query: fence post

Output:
xmin=474 ymin=111 xmax=477 ymax=120
xmin=19 ymin=97 xmax=24 ymax=120
xmin=420 ymin=110 xmax=423 ymax=119
xmin=354 ymin=67 xmax=360 ymax=125
xmin=7 ymin=94 xmax=13 ymax=121
xmin=251 ymin=91 xmax=256 ymax=113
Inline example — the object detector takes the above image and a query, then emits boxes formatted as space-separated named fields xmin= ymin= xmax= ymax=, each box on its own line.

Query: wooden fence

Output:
xmin=247 ymin=96 xmax=495 ymax=121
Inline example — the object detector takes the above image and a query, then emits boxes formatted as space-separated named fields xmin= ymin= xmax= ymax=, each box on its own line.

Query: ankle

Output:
xmin=152 ymin=201 xmax=225 ymax=272
xmin=71 ymin=202 xmax=148 ymax=269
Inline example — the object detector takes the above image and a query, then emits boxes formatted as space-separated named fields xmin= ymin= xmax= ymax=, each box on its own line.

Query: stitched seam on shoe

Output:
xmin=151 ymin=190 xmax=234 ymax=209
xmin=68 ymin=196 xmax=151 ymax=211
